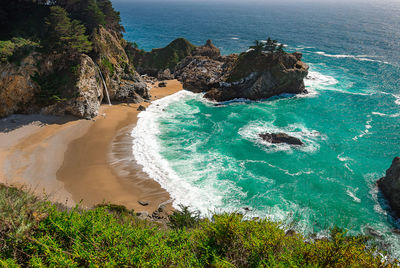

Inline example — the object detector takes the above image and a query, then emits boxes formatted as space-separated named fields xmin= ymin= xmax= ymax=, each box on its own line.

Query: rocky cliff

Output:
xmin=0 ymin=27 xmax=149 ymax=119
xmin=176 ymin=48 xmax=309 ymax=102
xmin=93 ymin=27 xmax=149 ymax=103
xmin=0 ymin=53 xmax=40 ymax=117
xmin=377 ymin=157 xmax=400 ymax=218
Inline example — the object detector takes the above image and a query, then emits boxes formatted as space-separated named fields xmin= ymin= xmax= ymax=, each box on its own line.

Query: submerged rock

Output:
xmin=259 ymin=132 xmax=303 ymax=146
xmin=377 ymin=157 xmax=400 ymax=218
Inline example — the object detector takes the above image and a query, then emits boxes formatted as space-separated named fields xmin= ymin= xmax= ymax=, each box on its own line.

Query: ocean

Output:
xmin=114 ymin=0 xmax=400 ymax=255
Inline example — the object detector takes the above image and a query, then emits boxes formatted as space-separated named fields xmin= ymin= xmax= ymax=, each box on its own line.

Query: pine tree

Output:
xmin=44 ymin=6 xmax=92 ymax=55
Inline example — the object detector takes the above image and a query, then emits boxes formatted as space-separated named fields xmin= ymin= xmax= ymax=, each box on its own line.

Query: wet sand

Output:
xmin=0 ymin=80 xmax=183 ymax=213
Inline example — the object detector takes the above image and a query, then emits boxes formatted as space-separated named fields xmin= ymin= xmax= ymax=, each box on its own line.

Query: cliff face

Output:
xmin=41 ymin=54 xmax=104 ymax=119
xmin=93 ymin=27 xmax=149 ymax=103
xmin=0 ymin=27 xmax=149 ymax=119
xmin=377 ymin=157 xmax=400 ymax=218
xmin=0 ymin=53 xmax=40 ymax=117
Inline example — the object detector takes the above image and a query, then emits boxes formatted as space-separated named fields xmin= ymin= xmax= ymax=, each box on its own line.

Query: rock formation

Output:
xmin=175 ymin=49 xmax=309 ymax=102
xmin=41 ymin=54 xmax=104 ymax=119
xmin=377 ymin=157 xmax=400 ymax=217
xmin=259 ymin=132 xmax=303 ymax=146
xmin=0 ymin=27 xmax=149 ymax=119
xmin=192 ymin=39 xmax=221 ymax=60
xmin=93 ymin=27 xmax=149 ymax=103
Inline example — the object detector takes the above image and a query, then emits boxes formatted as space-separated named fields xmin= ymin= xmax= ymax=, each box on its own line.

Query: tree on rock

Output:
xmin=264 ymin=37 xmax=278 ymax=52
xmin=250 ymin=40 xmax=264 ymax=54
xmin=44 ymin=6 xmax=92 ymax=56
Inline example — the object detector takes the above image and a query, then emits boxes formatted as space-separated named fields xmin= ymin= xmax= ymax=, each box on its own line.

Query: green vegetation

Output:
xmin=0 ymin=0 xmax=125 ymax=106
xmin=31 ymin=67 xmax=77 ymax=106
xmin=44 ymin=6 xmax=92 ymax=56
xmin=0 ymin=184 xmax=395 ymax=267
xmin=227 ymin=37 xmax=287 ymax=82
xmin=101 ymin=56 xmax=114 ymax=76
xmin=128 ymin=38 xmax=196 ymax=75
xmin=0 ymin=38 xmax=39 ymax=63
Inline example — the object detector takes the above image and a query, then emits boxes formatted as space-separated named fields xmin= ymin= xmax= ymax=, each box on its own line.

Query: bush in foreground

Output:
xmin=0 ymin=184 xmax=396 ymax=267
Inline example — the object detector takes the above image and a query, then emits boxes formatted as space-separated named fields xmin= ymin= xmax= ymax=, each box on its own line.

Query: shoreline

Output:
xmin=0 ymin=80 xmax=183 ymax=213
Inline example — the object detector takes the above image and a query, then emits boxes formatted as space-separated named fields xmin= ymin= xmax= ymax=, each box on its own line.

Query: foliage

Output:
xmin=31 ymin=65 xmax=77 ymax=106
xmin=249 ymin=40 xmax=264 ymax=54
xmin=100 ymin=56 xmax=114 ymax=76
xmin=0 ymin=185 xmax=395 ymax=267
xmin=0 ymin=38 xmax=39 ymax=63
xmin=168 ymin=205 xmax=200 ymax=229
xmin=44 ymin=6 xmax=92 ymax=56
xmin=129 ymin=38 xmax=196 ymax=76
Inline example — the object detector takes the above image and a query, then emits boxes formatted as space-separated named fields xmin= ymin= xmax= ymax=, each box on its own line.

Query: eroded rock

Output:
xmin=377 ymin=157 xmax=400 ymax=218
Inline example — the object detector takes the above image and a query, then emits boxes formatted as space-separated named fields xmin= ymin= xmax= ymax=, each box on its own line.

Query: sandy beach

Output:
xmin=0 ymin=80 xmax=183 ymax=213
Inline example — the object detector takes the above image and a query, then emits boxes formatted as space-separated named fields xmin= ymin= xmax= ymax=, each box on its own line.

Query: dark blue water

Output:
xmin=117 ymin=0 xmax=400 ymax=256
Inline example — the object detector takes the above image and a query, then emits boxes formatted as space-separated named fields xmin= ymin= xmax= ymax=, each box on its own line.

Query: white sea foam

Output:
xmin=346 ymin=187 xmax=361 ymax=203
xmin=372 ymin=111 xmax=400 ymax=118
xmin=353 ymin=115 xmax=373 ymax=141
xmin=132 ymin=90 xmax=227 ymax=215
xmin=304 ymin=70 xmax=338 ymax=96
xmin=238 ymin=121 xmax=325 ymax=154
xmin=231 ymin=37 xmax=239 ymax=40
xmin=315 ymin=51 xmax=390 ymax=64
xmin=337 ymin=153 xmax=354 ymax=173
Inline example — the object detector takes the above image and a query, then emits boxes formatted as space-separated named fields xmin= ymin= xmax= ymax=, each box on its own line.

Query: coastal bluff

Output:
xmin=378 ymin=157 xmax=400 ymax=218
xmin=133 ymin=38 xmax=309 ymax=102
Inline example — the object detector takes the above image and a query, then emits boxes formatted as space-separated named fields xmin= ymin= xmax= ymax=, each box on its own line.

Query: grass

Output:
xmin=0 ymin=184 xmax=396 ymax=267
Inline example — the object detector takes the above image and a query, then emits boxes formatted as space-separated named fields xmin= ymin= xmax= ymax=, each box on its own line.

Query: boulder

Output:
xmin=137 ymin=105 xmax=146 ymax=111
xmin=377 ymin=157 xmax=400 ymax=217
xmin=138 ymin=200 xmax=149 ymax=206
xmin=158 ymin=81 xmax=167 ymax=87
xmin=259 ymin=132 xmax=303 ymax=146
xmin=157 ymin=68 xmax=174 ymax=80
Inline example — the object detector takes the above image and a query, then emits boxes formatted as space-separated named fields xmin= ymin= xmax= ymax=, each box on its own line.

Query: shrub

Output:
xmin=0 ymin=185 xmax=395 ymax=267
xmin=0 ymin=38 xmax=39 ymax=63
xmin=168 ymin=204 xmax=200 ymax=229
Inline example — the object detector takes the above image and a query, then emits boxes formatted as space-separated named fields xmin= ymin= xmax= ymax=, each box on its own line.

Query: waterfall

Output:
xmin=96 ymin=65 xmax=112 ymax=106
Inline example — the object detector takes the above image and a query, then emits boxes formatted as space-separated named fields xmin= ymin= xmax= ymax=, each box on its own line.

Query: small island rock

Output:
xmin=259 ymin=132 xmax=303 ymax=146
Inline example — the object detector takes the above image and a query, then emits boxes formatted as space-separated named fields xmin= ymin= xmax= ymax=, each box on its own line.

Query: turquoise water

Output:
xmin=118 ymin=0 xmax=400 ymax=255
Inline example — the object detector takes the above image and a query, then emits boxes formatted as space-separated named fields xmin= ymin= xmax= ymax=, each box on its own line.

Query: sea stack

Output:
xmin=377 ymin=157 xmax=400 ymax=217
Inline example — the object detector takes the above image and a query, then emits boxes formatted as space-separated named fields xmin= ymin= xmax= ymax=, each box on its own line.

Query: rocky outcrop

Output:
xmin=128 ymin=38 xmax=196 ymax=77
xmin=377 ymin=157 xmax=400 ymax=217
xmin=176 ymin=49 xmax=309 ymax=102
xmin=192 ymin=39 xmax=221 ymax=60
xmin=259 ymin=133 xmax=303 ymax=146
xmin=0 ymin=53 xmax=40 ymax=117
xmin=174 ymin=56 xmax=226 ymax=93
xmin=93 ymin=27 xmax=149 ymax=103
xmin=42 ymin=54 xmax=104 ymax=119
